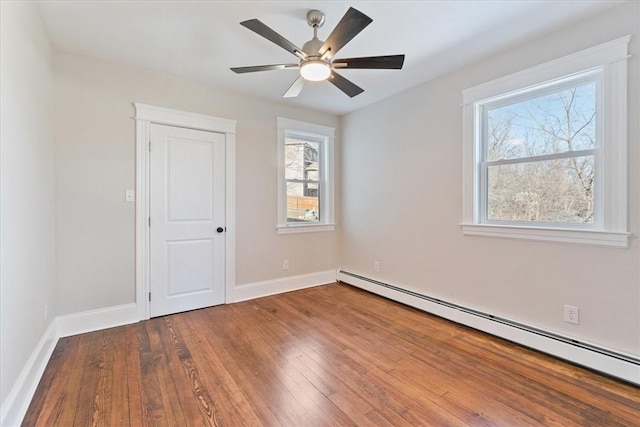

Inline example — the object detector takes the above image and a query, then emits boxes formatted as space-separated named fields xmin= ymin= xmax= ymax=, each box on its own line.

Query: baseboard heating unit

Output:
xmin=337 ymin=270 xmax=640 ymax=385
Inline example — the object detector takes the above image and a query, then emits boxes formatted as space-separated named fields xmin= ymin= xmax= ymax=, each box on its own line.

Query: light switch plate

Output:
xmin=125 ymin=190 xmax=135 ymax=202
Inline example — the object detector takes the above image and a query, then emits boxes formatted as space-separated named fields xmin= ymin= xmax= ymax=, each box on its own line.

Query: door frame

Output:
xmin=134 ymin=103 xmax=236 ymax=320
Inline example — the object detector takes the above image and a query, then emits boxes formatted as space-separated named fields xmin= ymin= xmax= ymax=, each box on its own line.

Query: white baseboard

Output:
xmin=1 ymin=303 xmax=140 ymax=426
xmin=2 ymin=274 xmax=340 ymax=425
xmin=56 ymin=303 xmax=139 ymax=338
xmin=0 ymin=321 xmax=58 ymax=427
xmin=338 ymin=270 xmax=640 ymax=385
xmin=233 ymin=270 xmax=337 ymax=303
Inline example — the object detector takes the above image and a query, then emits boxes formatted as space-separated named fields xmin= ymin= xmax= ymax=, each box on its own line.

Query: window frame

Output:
xmin=277 ymin=117 xmax=335 ymax=234
xmin=479 ymin=71 xmax=602 ymax=228
xmin=461 ymin=36 xmax=630 ymax=248
xmin=284 ymin=133 xmax=323 ymax=222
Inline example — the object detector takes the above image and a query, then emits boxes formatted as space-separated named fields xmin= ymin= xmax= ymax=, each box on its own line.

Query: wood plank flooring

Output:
xmin=23 ymin=283 xmax=640 ymax=426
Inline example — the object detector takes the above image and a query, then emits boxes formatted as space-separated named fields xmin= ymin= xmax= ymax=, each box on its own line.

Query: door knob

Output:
xmin=216 ymin=227 xmax=225 ymax=233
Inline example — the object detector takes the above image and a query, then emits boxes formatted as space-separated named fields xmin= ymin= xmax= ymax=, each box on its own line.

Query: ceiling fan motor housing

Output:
xmin=302 ymin=38 xmax=324 ymax=57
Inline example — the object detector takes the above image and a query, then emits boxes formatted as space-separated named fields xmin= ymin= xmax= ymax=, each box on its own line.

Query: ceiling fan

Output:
xmin=230 ymin=7 xmax=405 ymax=98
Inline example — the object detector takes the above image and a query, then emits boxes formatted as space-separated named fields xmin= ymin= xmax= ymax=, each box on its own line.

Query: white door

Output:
xmin=149 ymin=123 xmax=226 ymax=317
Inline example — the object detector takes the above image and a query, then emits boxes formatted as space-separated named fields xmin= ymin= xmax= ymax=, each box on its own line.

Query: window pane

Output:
xmin=487 ymin=155 xmax=594 ymax=223
xmin=285 ymin=138 xmax=320 ymax=181
xmin=487 ymin=82 xmax=596 ymax=161
xmin=286 ymin=182 xmax=320 ymax=223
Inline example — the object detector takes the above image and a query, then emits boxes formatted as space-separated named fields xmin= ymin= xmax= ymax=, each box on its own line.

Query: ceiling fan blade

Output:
xmin=319 ymin=7 xmax=372 ymax=59
xmin=329 ymin=71 xmax=364 ymax=98
xmin=240 ymin=19 xmax=307 ymax=59
xmin=332 ymin=54 xmax=405 ymax=70
xmin=283 ymin=76 xmax=306 ymax=98
xmin=231 ymin=64 xmax=299 ymax=74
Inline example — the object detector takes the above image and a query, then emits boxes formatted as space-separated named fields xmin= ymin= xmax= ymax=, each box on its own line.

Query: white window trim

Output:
xmin=277 ymin=117 xmax=335 ymax=234
xmin=461 ymin=36 xmax=630 ymax=248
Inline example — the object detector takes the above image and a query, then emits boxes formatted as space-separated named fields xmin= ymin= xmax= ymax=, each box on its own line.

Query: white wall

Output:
xmin=341 ymin=2 xmax=640 ymax=356
xmin=0 ymin=0 xmax=56 ymax=410
xmin=53 ymin=52 xmax=341 ymax=315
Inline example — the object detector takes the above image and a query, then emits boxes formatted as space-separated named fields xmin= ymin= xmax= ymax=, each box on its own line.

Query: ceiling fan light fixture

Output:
xmin=300 ymin=60 xmax=331 ymax=81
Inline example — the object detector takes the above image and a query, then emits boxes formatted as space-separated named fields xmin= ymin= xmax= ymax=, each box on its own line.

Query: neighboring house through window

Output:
xmin=461 ymin=36 xmax=630 ymax=247
xmin=277 ymin=117 xmax=335 ymax=234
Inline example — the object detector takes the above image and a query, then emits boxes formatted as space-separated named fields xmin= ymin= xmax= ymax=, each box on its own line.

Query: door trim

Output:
xmin=134 ymin=103 xmax=236 ymax=320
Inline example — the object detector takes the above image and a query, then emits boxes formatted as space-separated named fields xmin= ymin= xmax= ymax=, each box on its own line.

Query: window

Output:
xmin=277 ymin=117 xmax=335 ymax=234
xmin=483 ymin=75 xmax=598 ymax=225
xmin=461 ymin=36 xmax=630 ymax=247
xmin=285 ymin=137 xmax=320 ymax=222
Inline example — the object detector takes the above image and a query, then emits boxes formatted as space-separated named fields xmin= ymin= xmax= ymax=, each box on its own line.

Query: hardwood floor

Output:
xmin=24 ymin=283 xmax=639 ymax=426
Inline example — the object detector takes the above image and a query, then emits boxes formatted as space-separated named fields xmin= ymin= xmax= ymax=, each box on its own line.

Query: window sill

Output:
xmin=277 ymin=223 xmax=336 ymax=235
xmin=460 ymin=223 xmax=630 ymax=248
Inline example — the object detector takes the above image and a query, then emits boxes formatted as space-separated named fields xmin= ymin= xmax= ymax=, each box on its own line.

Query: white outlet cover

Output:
xmin=564 ymin=305 xmax=579 ymax=324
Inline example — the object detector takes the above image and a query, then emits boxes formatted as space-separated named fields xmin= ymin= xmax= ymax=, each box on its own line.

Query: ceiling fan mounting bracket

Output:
xmin=306 ymin=10 xmax=325 ymax=28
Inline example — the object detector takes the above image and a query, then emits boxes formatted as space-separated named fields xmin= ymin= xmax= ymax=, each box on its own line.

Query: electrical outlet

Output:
xmin=564 ymin=305 xmax=579 ymax=324
xmin=374 ymin=261 xmax=380 ymax=272
xmin=282 ymin=259 xmax=289 ymax=271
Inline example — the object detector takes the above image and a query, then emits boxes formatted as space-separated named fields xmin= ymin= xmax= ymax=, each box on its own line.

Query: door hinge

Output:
xmin=148 ymin=292 xmax=151 ymax=302
xmin=148 ymin=141 xmax=151 ymax=151
xmin=148 ymin=217 xmax=151 ymax=227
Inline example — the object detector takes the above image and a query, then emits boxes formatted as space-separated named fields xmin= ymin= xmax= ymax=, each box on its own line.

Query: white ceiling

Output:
xmin=36 ymin=0 xmax=623 ymax=115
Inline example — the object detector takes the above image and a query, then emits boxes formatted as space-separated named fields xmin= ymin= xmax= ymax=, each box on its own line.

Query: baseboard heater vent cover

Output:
xmin=338 ymin=270 xmax=640 ymax=383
